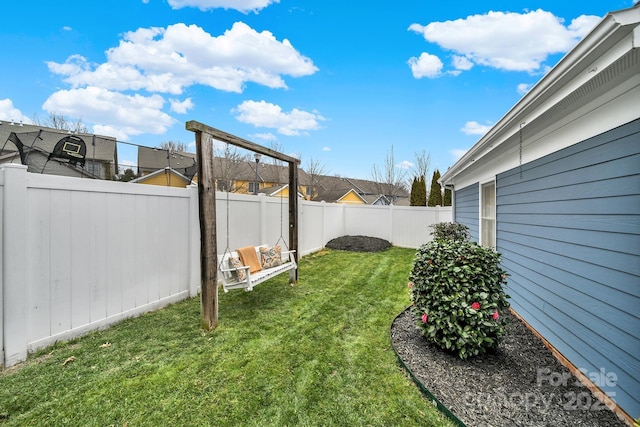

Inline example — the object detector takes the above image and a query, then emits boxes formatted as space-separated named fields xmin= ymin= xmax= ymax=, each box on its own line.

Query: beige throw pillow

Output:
xmin=228 ymin=257 xmax=247 ymax=281
xmin=260 ymin=246 xmax=283 ymax=269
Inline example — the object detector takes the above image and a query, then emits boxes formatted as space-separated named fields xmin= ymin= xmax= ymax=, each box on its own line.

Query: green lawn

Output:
xmin=0 ymin=247 xmax=453 ymax=427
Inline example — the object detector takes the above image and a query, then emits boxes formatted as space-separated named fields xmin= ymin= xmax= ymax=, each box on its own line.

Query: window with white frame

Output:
xmin=481 ymin=181 xmax=496 ymax=248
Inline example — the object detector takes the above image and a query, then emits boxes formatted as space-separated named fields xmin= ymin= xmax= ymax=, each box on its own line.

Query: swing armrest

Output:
xmin=220 ymin=265 xmax=250 ymax=274
xmin=281 ymin=249 xmax=296 ymax=263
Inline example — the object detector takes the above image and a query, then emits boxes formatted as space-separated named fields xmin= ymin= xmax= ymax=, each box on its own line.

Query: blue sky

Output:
xmin=1 ymin=0 xmax=633 ymax=179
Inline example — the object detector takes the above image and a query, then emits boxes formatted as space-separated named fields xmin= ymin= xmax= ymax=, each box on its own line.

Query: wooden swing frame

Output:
xmin=186 ymin=120 xmax=300 ymax=330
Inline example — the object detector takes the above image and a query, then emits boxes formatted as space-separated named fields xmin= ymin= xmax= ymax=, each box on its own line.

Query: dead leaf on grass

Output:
xmin=62 ymin=356 xmax=76 ymax=366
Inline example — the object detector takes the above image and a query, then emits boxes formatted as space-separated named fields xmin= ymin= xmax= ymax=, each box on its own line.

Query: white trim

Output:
xmin=479 ymin=178 xmax=496 ymax=249
xmin=440 ymin=4 xmax=640 ymax=188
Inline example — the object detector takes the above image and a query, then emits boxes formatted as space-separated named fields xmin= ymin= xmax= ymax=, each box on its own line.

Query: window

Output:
xmin=85 ymin=160 xmax=103 ymax=178
xmin=217 ymin=179 xmax=232 ymax=191
xmin=481 ymin=181 xmax=496 ymax=248
xmin=248 ymin=182 xmax=260 ymax=193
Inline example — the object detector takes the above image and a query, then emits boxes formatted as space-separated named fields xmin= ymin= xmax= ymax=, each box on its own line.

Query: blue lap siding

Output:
xmin=496 ymin=119 xmax=640 ymax=417
xmin=453 ymin=182 xmax=479 ymax=242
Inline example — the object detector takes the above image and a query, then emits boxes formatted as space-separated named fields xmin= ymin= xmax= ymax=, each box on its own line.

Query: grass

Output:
xmin=0 ymin=247 xmax=454 ymax=427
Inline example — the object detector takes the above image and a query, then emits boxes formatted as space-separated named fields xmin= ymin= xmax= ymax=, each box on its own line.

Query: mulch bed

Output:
xmin=325 ymin=235 xmax=392 ymax=252
xmin=391 ymin=309 xmax=627 ymax=427
xmin=328 ymin=235 xmax=627 ymax=427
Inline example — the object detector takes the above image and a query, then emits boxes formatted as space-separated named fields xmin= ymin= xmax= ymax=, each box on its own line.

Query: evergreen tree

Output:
xmin=118 ymin=168 xmax=138 ymax=182
xmin=443 ymin=187 xmax=452 ymax=206
xmin=427 ymin=169 xmax=442 ymax=206
xmin=410 ymin=177 xmax=419 ymax=205
xmin=410 ymin=176 xmax=427 ymax=206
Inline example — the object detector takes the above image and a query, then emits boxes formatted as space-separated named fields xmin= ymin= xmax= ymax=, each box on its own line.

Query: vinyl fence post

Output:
xmin=2 ymin=164 xmax=28 ymax=366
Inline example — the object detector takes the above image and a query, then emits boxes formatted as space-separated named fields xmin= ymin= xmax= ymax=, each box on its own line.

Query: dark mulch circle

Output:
xmin=391 ymin=309 xmax=627 ymax=427
xmin=325 ymin=235 xmax=392 ymax=252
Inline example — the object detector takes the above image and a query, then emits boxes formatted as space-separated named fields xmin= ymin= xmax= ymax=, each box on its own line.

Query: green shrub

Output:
xmin=429 ymin=221 xmax=470 ymax=242
xmin=408 ymin=239 xmax=510 ymax=359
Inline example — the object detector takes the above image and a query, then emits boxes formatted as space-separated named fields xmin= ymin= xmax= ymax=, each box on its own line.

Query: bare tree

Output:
xmin=303 ymin=157 xmax=329 ymax=200
xmin=213 ymin=140 xmax=248 ymax=192
xmin=259 ymin=141 xmax=287 ymax=187
xmin=33 ymin=112 xmax=89 ymax=133
xmin=158 ymin=140 xmax=189 ymax=152
xmin=413 ymin=149 xmax=431 ymax=180
xmin=410 ymin=149 xmax=431 ymax=201
xmin=370 ymin=145 xmax=409 ymax=204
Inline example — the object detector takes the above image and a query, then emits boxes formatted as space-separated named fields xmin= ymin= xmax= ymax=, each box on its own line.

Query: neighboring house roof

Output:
xmin=207 ymin=157 xmax=313 ymax=190
xmin=440 ymin=4 xmax=640 ymax=188
xmin=258 ymin=184 xmax=305 ymax=198
xmin=134 ymin=148 xmax=406 ymax=203
xmin=131 ymin=166 xmax=193 ymax=187
xmin=0 ymin=119 xmax=118 ymax=179
xmin=312 ymin=188 xmax=348 ymax=203
xmin=392 ymin=197 xmax=411 ymax=207
xmin=336 ymin=188 xmax=367 ymax=204
xmin=138 ymin=146 xmax=197 ymax=180
xmin=310 ymin=174 xmax=409 ymax=204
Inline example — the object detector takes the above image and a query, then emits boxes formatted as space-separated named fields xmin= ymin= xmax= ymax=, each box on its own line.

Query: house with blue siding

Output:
xmin=440 ymin=4 xmax=639 ymax=424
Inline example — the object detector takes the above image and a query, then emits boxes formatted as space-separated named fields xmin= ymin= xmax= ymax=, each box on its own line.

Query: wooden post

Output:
xmin=289 ymin=161 xmax=299 ymax=283
xmin=194 ymin=130 xmax=218 ymax=330
xmin=186 ymin=119 xmax=300 ymax=318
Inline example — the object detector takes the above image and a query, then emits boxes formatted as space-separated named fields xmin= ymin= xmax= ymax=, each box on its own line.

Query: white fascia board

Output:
xmin=440 ymin=5 xmax=639 ymax=188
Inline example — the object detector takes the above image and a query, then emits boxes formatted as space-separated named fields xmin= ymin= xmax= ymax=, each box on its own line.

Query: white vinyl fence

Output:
xmin=1 ymin=164 xmax=450 ymax=367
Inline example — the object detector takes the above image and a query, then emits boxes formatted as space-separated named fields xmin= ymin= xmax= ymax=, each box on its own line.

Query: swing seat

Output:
xmin=218 ymin=244 xmax=297 ymax=292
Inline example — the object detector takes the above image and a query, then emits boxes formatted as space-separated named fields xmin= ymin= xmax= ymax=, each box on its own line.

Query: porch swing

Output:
xmin=187 ymin=120 xmax=299 ymax=328
xmin=216 ymin=151 xmax=297 ymax=292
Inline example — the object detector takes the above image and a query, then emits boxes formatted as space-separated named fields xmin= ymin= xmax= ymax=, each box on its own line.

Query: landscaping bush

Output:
xmin=409 ymin=223 xmax=510 ymax=359
xmin=428 ymin=221 xmax=470 ymax=242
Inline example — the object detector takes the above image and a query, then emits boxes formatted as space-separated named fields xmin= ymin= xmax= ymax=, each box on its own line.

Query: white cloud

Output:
xmin=169 ymin=97 xmax=194 ymax=114
xmin=42 ymin=86 xmax=176 ymax=140
xmin=397 ymin=160 xmax=413 ymax=169
xmin=407 ymin=52 xmax=443 ymax=79
xmin=119 ymin=159 xmax=138 ymax=170
xmin=450 ymin=148 xmax=469 ymax=160
xmin=461 ymin=121 xmax=492 ymax=135
xmin=517 ymin=83 xmax=533 ymax=95
xmin=47 ymin=22 xmax=317 ymax=95
xmin=168 ymin=0 xmax=278 ymax=13
xmin=250 ymin=132 xmax=277 ymax=141
xmin=92 ymin=125 xmax=130 ymax=141
xmin=0 ymin=99 xmax=33 ymax=124
xmin=452 ymin=55 xmax=473 ymax=71
xmin=567 ymin=14 xmax=602 ymax=37
xmin=322 ymin=146 xmax=331 ymax=152
xmin=409 ymin=10 xmax=601 ymax=73
xmin=233 ymin=100 xmax=325 ymax=136
xmin=44 ymin=21 xmax=317 ymax=140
